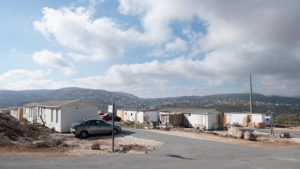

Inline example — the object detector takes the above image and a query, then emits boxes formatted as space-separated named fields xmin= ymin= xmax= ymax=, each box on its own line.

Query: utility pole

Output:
xmin=249 ymin=74 xmax=253 ymax=114
xmin=112 ymin=102 xmax=115 ymax=152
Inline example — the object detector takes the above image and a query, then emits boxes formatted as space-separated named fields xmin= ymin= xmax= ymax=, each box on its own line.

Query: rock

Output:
xmin=49 ymin=139 xmax=63 ymax=147
xmin=227 ymin=126 xmax=244 ymax=138
xmin=278 ymin=132 xmax=290 ymax=138
xmin=18 ymin=137 xmax=34 ymax=143
xmin=243 ymin=131 xmax=256 ymax=141
xmin=32 ymin=140 xmax=49 ymax=148
xmin=91 ymin=143 xmax=100 ymax=150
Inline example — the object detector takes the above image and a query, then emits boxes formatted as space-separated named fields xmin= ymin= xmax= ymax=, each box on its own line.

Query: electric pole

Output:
xmin=249 ymin=74 xmax=253 ymax=114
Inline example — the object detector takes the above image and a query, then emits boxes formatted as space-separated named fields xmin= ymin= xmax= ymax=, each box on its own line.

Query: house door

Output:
xmin=216 ymin=114 xmax=220 ymax=125
xmin=224 ymin=115 xmax=227 ymax=125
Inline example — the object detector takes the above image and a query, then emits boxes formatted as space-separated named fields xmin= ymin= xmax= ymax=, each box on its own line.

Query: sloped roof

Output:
xmin=24 ymin=100 xmax=99 ymax=108
xmin=160 ymin=108 xmax=218 ymax=115
xmin=224 ymin=112 xmax=269 ymax=114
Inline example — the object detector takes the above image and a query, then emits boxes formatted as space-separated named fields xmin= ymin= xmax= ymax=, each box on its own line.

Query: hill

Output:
xmin=1 ymin=88 xmax=300 ymax=114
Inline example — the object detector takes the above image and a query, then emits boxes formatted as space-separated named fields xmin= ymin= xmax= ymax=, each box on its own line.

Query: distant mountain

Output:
xmin=0 ymin=87 xmax=141 ymax=110
xmin=146 ymin=93 xmax=300 ymax=105
xmin=1 ymin=88 xmax=300 ymax=114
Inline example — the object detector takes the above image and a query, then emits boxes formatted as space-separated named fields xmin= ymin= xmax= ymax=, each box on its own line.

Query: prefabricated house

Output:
xmin=224 ymin=112 xmax=272 ymax=128
xmin=122 ymin=110 xmax=139 ymax=122
xmin=160 ymin=108 xmax=222 ymax=130
xmin=136 ymin=110 xmax=159 ymax=123
xmin=23 ymin=102 xmax=39 ymax=124
xmin=10 ymin=107 xmax=23 ymax=120
xmin=183 ymin=109 xmax=222 ymax=130
xmin=23 ymin=100 xmax=99 ymax=132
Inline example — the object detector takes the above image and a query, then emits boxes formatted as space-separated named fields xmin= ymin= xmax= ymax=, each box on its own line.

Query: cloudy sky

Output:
xmin=1 ymin=0 xmax=300 ymax=98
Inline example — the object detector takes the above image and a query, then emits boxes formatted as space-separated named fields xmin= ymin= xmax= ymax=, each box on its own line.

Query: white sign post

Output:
xmin=108 ymin=103 xmax=115 ymax=152
xmin=108 ymin=105 xmax=113 ymax=113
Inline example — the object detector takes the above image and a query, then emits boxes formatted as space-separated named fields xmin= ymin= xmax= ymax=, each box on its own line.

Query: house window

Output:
xmin=51 ymin=109 xmax=53 ymax=122
xmin=56 ymin=109 xmax=58 ymax=123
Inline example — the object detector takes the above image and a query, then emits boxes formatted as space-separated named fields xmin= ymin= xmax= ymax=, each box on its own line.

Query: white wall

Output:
xmin=184 ymin=114 xmax=207 ymax=128
xmin=207 ymin=112 xmax=219 ymax=130
xmin=225 ymin=113 xmax=266 ymax=125
xmin=24 ymin=107 xmax=38 ymax=123
xmin=136 ymin=111 xmax=159 ymax=123
xmin=184 ymin=112 xmax=219 ymax=130
xmin=10 ymin=109 xmax=18 ymax=119
xmin=137 ymin=111 xmax=144 ymax=123
xmin=60 ymin=102 xmax=98 ymax=132
xmin=144 ymin=111 xmax=159 ymax=123
xmin=37 ymin=107 xmax=62 ymax=132
xmin=123 ymin=110 xmax=138 ymax=122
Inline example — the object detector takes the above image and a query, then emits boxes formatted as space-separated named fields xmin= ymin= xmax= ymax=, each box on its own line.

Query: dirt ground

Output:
xmin=149 ymin=128 xmax=299 ymax=148
xmin=274 ymin=126 xmax=300 ymax=131
xmin=0 ymin=133 xmax=163 ymax=157
xmin=60 ymin=133 xmax=162 ymax=156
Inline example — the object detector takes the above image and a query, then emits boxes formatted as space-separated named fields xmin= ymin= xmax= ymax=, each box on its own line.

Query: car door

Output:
xmin=96 ymin=120 xmax=112 ymax=134
xmin=85 ymin=120 xmax=97 ymax=134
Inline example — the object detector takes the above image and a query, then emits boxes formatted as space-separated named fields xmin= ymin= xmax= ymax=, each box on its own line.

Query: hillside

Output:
xmin=0 ymin=87 xmax=141 ymax=110
xmin=0 ymin=88 xmax=300 ymax=114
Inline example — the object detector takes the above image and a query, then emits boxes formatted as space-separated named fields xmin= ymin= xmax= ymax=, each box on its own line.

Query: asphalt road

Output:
xmin=1 ymin=128 xmax=300 ymax=169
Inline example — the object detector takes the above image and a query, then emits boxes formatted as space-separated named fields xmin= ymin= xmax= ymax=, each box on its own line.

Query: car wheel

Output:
xmin=80 ymin=131 xmax=89 ymax=138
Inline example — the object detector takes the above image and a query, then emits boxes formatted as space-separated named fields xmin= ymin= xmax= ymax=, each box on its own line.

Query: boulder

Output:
xmin=227 ymin=126 xmax=243 ymax=138
xmin=91 ymin=143 xmax=101 ymax=150
xmin=243 ymin=131 xmax=256 ymax=141
xmin=32 ymin=140 xmax=49 ymax=148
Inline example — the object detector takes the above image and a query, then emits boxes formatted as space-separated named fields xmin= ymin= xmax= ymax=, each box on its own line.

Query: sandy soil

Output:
xmin=61 ymin=133 xmax=163 ymax=156
xmin=274 ymin=126 xmax=300 ymax=131
xmin=149 ymin=129 xmax=299 ymax=148
xmin=0 ymin=133 xmax=163 ymax=157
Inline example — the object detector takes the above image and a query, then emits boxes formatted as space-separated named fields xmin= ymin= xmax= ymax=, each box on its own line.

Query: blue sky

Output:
xmin=1 ymin=0 xmax=300 ymax=98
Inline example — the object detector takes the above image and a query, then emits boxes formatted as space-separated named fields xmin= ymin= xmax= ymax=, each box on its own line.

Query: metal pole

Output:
xmin=112 ymin=102 xmax=115 ymax=152
xmin=270 ymin=113 xmax=274 ymax=136
xmin=249 ymin=74 xmax=253 ymax=113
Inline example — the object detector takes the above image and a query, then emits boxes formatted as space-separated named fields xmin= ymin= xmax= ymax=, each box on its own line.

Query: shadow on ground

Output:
xmin=77 ymin=129 xmax=136 ymax=140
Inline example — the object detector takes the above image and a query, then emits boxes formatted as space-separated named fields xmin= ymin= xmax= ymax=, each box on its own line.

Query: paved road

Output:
xmin=1 ymin=128 xmax=300 ymax=169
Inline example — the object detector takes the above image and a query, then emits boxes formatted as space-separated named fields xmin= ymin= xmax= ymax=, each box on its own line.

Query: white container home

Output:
xmin=224 ymin=112 xmax=272 ymax=127
xmin=123 ymin=110 xmax=139 ymax=122
xmin=160 ymin=108 xmax=222 ymax=130
xmin=23 ymin=100 xmax=99 ymax=132
xmin=137 ymin=110 xmax=159 ymax=123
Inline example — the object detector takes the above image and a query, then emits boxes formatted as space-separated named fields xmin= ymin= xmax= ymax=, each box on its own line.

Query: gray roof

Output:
xmin=225 ymin=112 xmax=270 ymax=114
xmin=24 ymin=100 xmax=99 ymax=108
xmin=160 ymin=108 xmax=218 ymax=115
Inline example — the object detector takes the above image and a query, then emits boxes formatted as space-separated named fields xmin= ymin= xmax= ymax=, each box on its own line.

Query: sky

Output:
xmin=1 ymin=0 xmax=300 ymax=98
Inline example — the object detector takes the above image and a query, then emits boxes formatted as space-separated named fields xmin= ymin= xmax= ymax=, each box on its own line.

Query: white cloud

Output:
xmin=165 ymin=38 xmax=187 ymax=52
xmin=33 ymin=7 xmax=143 ymax=61
xmin=33 ymin=49 xmax=76 ymax=75
xmin=30 ymin=1 xmax=300 ymax=97
xmin=0 ymin=69 xmax=70 ymax=90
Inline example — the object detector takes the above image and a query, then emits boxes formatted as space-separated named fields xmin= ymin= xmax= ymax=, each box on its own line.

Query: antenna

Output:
xmin=249 ymin=74 xmax=253 ymax=113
